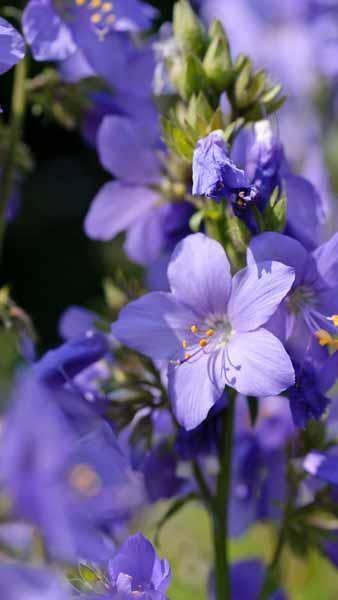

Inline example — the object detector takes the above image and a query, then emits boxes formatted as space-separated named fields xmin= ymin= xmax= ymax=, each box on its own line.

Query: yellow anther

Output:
xmin=75 ymin=0 xmax=86 ymax=5
xmin=199 ymin=338 xmax=208 ymax=348
xmin=329 ymin=315 xmax=338 ymax=327
xmin=206 ymin=328 xmax=215 ymax=337
xmin=102 ymin=1 xmax=113 ymax=11
xmin=182 ymin=340 xmax=187 ymax=349
xmin=106 ymin=14 xmax=116 ymax=24
xmin=90 ymin=0 xmax=101 ymax=7
xmin=184 ymin=352 xmax=192 ymax=360
xmin=91 ymin=12 xmax=102 ymax=22
xmin=315 ymin=329 xmax=333 ymax=347
xmin=190 ymin=325 xmax=198 ymax=334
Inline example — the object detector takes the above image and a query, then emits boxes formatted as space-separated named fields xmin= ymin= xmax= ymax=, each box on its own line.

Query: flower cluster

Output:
xmin=0 ymin=1 xmax=338 ymax=599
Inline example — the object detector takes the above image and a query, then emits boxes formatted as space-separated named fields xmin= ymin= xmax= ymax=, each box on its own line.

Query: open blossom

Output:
xmin=112 ymin=233 xmax=295 ymax=429
xmin=22 ymin=0 xmax=157 ymax=63
xmin=247 ymin=231 xmax=338 ymax=366
xmin=0 ymin=374 xmax=144 ymax=563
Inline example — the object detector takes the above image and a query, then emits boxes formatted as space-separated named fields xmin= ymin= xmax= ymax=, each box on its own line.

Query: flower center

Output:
xmin=56 ymin=0 xmax=117 ymax=39
xmin=287 ymin=285 xmax=315 ymax=315
xmin=175 ymin=318 xmax=232 ymax=365
xmin=315 ymin=314 xmax=338 ymax=352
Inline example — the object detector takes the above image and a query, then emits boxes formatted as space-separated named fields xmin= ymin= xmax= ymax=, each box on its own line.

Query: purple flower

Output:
xmin=81 ymin=533 xmax=171 ymax=599
xmin=85 ymin=113 xmax=194 ymax=266
xmin=112 ymin=233 xmax=295 ymax=429
xmin=303 ymin=450 xmax=338 ymax=486
xmin=142 ymin=442 xmax=186 ymax=502
xmin=247 ymin=231 xmax=338 ymax=367
xmin=22 ymin=0 xmax=157 ymax=63
xmin=192 ymin=130 xmax=250 ymax=199
xmin=287 ymin=361 xmax=330 ymax=428
xmin=0 ymin=17 xmax=25 ymax=75
xmin=1 ymin=373 xmax=144 ymax=563
xmin=0 ymin=565 xmax=70 ymax=600
xmin=33 ymin=331 xmax=109 ymax=386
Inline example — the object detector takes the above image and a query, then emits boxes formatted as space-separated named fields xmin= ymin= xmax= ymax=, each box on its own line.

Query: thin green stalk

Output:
xmin=213 ymin=392 xmax=235 ymax=600
xmin=0 ymin=56 xmax=28 ymax=255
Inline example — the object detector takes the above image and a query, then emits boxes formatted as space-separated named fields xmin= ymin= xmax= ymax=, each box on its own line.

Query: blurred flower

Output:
xmin=0 ymin=565 xmax=70 ymax=600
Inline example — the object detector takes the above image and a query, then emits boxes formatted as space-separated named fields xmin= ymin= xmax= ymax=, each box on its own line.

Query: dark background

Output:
xmin=0 ymin=0 xmax=176 ymax=350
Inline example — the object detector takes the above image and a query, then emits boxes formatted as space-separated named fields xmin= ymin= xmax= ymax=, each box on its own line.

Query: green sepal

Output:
xmin=203 ymin=33 xmax=233 ymax=92
xmin=263 ymin=186 xmax=287 ymax=232
xmin=173 ymin=0 xmax=206 ymax=56
xmin=189 ymin=209 xmax=205 ymax=232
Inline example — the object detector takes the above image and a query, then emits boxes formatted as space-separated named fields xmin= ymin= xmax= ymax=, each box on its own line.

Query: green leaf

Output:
xmin=161 ymin=116 xmax=194 ymax=161
xmin=173 ymin=0 xmax=206 ymax=56
xmin=227 ymin=215 xmax=251 ymax=252
xmin=155 ymin=493 xmax=197 ymax=546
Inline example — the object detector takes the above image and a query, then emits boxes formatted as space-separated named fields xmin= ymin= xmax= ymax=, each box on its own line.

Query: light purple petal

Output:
xmin=247 ymin=232 xmax=310 ymax=287
xmin=112 ymin=292 xmax=197 ymax=360
xmin=97 ymin=115 xmax=161 ymax=184
xmin=58 ymin=306 xmax=98 ymax=340
xmin=84 ymin=181 xmax=158 ymax=241
xmin=0 ymin=17 xmax=25 ymax=74
xmin=285 ymin=173 xmax=322 ymax=251
xmin=228 ymin=262 xmax=295 ymax=332
xmin=303 ymin=451 xmax=338 ymax=485
xmin=312 ymin=232 xmax=338 ymax=288
xmin=167 ymin=233 xmax=232 ymax=318
xmin=22 ymin=0 xmax=76 ymax=62
xmin=226 ymin=329 xmax=295 ymax=396
xmin=124 ymin=206 xmax=167 ymax=266
xmin=109 ymin=533 xmax=155 ymax=585
xmin=168 ymin=352 xmax=221 ymax=430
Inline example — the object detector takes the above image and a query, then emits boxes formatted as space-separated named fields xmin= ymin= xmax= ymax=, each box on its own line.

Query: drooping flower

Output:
xmin=192 ymin=130 xmax=250 ymax=199
xmin=286 ymin=361 xmax=330 ymax=428
xmin=112 ymin=233 xmax=295 ymax=429
xmin=247 ymin=231 xmax=338 ymax=367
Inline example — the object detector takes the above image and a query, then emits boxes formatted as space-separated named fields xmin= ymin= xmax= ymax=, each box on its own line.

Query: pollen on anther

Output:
xmin=182 ymin=340 xmax=187 ymax=349
xmin=315 ymin=329 xmax=332 ymax=346
xmin=102 ymin=1 xmax=113 ymax=11
xmin=199 ymin=339 xmax=208 ymax=348
xmin=206 ymin=328 xmax=215 ymax=337
xmin=89 ymin=0 xmax=101 ymax=7
xmin=329 ymin=315 xmax=338 ymax=327
xmin=75 ymin=0 xmax=86 ymax=5
xmin=91 ymin=12 xmax=102 ymax=22
xmin=190 ymin=325 xmax=198 ymax=334
xmin=184 ymin=352 xmax=192 ymax=360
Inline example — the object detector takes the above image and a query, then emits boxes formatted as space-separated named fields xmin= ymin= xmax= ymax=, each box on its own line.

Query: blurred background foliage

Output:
xmin=0 ymin=0 xmax=176 ymax=354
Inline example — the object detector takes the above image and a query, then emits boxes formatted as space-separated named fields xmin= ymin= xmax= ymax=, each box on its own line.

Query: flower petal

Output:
xmin=225 ymin=329 xmax=294 ymax=396
xmin=303 ymin=451 xmax=338 ymax=486
xmin=167 ymin=233 xmax=232 ymax=318
xmin=247 ymin=232 xmax=310 ymax=287
xmin=112 ymin=292 xmax=197 ymax=360
xmin=312 ymin=232 xmax=338 ymax=288
xmin=168 ymin=352 xmax=222 ymax=430
xmin=97 ymin=115 xmax=161 ymax=184
xmin=124 ymin=207 xmax=167 ymax=266
xmin=285 ymin=173 xmax=322 ymax=251
xmin=84 ymin=182 xmax=158 ymax=241
xmin=228 ymin=262 xmax=295 ymax=332
xmin=22 ymin=0 xmax=76 ymax=62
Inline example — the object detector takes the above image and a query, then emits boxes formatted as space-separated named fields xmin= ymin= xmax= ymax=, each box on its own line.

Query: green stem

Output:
xmin=213 ymin=392 xmax=235 ymax=600
xmin=0 ymin=56 xmax=28 ymax=256
xmin=192 ymin=459 xmax=213 ymax=509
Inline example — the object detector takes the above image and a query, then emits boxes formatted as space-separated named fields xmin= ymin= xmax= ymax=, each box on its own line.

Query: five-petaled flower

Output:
xmin=112 ymin=233 xmax=295 ymax=430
